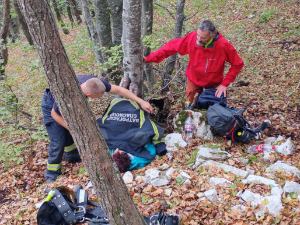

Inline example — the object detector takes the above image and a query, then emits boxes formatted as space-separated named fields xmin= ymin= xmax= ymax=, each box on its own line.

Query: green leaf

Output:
xmin=248 ymin=155 xmax=258 ymax=162
xmin=282 ymin=198 xmax=289 ymax=203
xmin=229 ymin=184 xmax=237 ymax=189
xmin=231 ymin=190 xmax=236 ymax=196
xmin=265 ymin=167 xmax=271 ymax=172
xmin=274 ymin=218 xmax=280 ymax=224
xmin=289 ymin=192 xmax=297 ymax=199
xmin=142 ymin=196 xmax=147 ymax=202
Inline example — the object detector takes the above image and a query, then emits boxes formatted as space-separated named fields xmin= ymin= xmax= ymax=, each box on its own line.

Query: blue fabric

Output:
xmin=110 ymin=142 xmax=156 ymax=170
xmin=194 ymin=88 xmax=227 ymax=110
xmin=41 ymin=90 xmax=80 ymax=179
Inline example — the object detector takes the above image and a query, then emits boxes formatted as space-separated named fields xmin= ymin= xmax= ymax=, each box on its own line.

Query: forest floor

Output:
xmin=0 ymin=0 xmax=300 ymax=224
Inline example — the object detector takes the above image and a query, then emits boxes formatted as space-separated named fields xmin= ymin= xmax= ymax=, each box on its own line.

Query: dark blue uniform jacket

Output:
xmin=97 ymin=98 xmax=166 ymax=159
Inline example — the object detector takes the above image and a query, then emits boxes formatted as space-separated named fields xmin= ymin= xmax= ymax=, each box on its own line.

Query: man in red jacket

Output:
xmin=144 ymin=20 xmax=244 ymax=103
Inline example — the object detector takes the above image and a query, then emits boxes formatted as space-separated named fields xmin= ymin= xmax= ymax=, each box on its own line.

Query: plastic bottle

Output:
xmin=247 ymin=144 xmax=276 ymax=155
xmin=184 ymin=114 xmax=194 ymax=144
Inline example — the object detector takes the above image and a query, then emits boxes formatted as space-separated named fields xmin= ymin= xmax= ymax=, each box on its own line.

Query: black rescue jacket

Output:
xmin=97 ymin=98 xmax=166 ymax=159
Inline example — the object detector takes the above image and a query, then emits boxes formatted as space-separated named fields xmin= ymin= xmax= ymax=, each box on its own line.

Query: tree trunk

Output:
xmin=163 ymin=0 xmax=185 ymax=93
xmin=107 ymin=0 xmax=122 ymax=46
xmin=13 ymin=0 xmax=34 ymax=45
xmin=51 ymin=0 xmax=69 ymax=34
xmin=68 ymin=0 xmax=82 ymax=24
xmin=142 ymin=0 xmax=154 ymax=86
xmin=18 ymin=0 xmax=147 ymax=224
xmin=93 ymin=0 xmax=112 ymax=49
xmin=122 ymin=0 xmax=143 ymax=97
xmin=0 ymin=0 xmax=10 ymax=80
xmin=67 ymin=3 xmax=75 ymax=27
xmin=80 ymin=0 xmax=104 ymax=65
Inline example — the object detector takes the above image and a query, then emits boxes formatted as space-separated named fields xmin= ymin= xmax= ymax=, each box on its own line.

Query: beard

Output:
xmin=196 ymin=40 xmax=206 ymax=47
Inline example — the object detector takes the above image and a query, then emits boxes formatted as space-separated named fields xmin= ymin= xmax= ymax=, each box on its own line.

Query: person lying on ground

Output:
xmin=97 ymin=77 xmax=167 ymax=173
xmin=41 ymin=74 xmax=153 ymax=183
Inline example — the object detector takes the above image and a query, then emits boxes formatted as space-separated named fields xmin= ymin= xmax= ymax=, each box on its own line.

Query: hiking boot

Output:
xmin=119 ymin=76 xmax=131 ymax=89
xmin=129 ymin=83 xmax=139 ymax=96
xmin=45 ymin=176 xmax=56 ymax=183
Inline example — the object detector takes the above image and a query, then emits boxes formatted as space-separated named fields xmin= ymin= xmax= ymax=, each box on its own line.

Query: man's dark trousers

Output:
xmin=41 ymin=89 xmax=81 ymax=180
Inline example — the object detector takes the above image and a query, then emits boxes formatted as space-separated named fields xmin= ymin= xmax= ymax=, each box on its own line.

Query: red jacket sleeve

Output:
xmin=221 ymin=43 xmax=244 ymax=87
xmin=145 ymin=33 xmax=192 ymax=63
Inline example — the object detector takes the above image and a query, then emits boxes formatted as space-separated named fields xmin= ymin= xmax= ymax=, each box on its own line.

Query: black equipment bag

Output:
xmin=37 ymin=185 xmax=180 ymax=225
xmin=207 ymin=104 xmax=270 ymax=143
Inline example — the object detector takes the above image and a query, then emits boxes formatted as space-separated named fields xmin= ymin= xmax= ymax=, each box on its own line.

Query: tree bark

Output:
xmin=107 ymin=0 xmax=122 ymax=46
xmin=18 ymin=0 xmax=147 ymax=224
xmin=80 ymin=0 xmax=104 ymax=71
xmin=0 ymin=0 xmax=10 ymax=80
xmin=93 ymin=0 xmax=112 ymax=48
xmin=13 ymin=0 xmax=34 ymax=45
xmin=67 ymin=3 xmax=75 ymax=27
xmin=51 ymin=0 xmax=69 ymax=34
xmin=142 ymin=0 xmax=154 ymax=86
xmin=122 ymin=0 xmax=143 ymax=97
xmin=68 ymin=0 xmax=82 ymax=24
xmin=163 ymin=0 xmax=185 ymax=93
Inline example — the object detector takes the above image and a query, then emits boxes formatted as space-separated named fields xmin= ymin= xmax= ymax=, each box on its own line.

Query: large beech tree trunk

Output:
xmin=0 ymin=0 xmax=10 ymax=80
xmin=13 ymin=0 xmax=33 ymax=45
xmin=18 ymin=0 xmax=147 ymax=224
xmin=122 ymin=0 xmax=143 ymax=97
xmin=107 ymin=0 xmax=122 ymax=46
xmin=142 ymin=0 xmax=154 ymax=86
xmin=163 ymin=0 xmax=185 ymax=93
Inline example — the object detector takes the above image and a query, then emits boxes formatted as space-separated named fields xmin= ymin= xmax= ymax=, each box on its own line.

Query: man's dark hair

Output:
xmin=112 ymin=151 xmax=131 ymax=173
xmin=198 ymin=20 xmax=217 ymax=35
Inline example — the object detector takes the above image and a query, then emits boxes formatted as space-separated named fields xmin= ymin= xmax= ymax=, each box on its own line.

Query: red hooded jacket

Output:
xmin=145 ymin=31 xmax=244 ymax=88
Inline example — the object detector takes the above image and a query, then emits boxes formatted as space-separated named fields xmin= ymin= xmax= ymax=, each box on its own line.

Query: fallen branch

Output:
xmin=4 ymin=121 xmax=38 ymax=131
xmin=255 ymin=39 xmax=299 ymax=45
xmin=147 ymin=66 xmax=183 ymax=101
xmin=154 ymin=3 xmax=175 ymax=20
xmin=6 ymin=137 xmax=29 ymax=145
xmin=184 ymin=11 xmax=199 ymax=21
xmin=286 ymin=79 xmax=300 ymax=97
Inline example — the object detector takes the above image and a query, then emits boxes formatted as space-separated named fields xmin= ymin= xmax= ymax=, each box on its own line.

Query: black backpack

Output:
xmin=37 ymin=185 xmax=180 ymax=225
xmin=207 ymin=104 xmax=270 ymax=143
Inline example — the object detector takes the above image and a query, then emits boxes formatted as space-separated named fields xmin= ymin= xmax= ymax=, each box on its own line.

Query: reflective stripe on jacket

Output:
xmin=97 ymin=99 xmax=166 ymax=159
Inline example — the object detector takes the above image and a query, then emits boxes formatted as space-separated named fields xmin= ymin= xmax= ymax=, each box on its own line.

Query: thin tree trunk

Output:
xmin=163 ymin=0 xmax=185 ymax=93
xmin=142 ymin=0 xmax=154 ymax=86
xmin=67 ymin=3 xmax=74 ymax=26
xmin=107 ymin=0 xmax=122 ymax=46
xmin=93 ymin=0 xmax=112 ymax=49
xmin=18 ymin=0 xmax=147 ymax=224
xmin=122 ymin=0 xmax=143 ymax=97
xmin=13 ymin=0 xmax=33 ymax=45
xmin=51 ymin=0 xmax=69 ymax=34
xmin=80 ymin=0 xmax=104 ymax=67
xmin=68 ymin=0 xmax=82 ymax=24
xmin=0 ymin=0 xmax=10 ymax=80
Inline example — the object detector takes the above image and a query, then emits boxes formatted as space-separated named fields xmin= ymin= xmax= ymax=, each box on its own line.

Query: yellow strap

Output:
xmin=102 ymin=99 xmax=140 ymax=124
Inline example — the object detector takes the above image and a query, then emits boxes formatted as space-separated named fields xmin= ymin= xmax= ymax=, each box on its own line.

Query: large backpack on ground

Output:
xmin=207 ymin=104 xmax=270 ymax=143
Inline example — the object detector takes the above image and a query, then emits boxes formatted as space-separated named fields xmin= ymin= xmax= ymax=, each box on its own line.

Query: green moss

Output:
xmin=175 ymin=111 xmax=189 ymax=129
xmin=203 ymin=143 xmax=221 ymax=149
